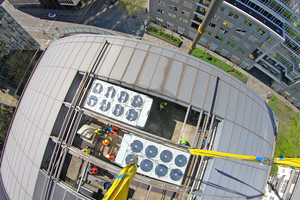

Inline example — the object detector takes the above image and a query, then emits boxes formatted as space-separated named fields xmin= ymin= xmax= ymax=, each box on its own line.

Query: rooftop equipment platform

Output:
xmin=115 ymin=134 xmax=191 ymax=186
xmin=83 ymin=79 xmax=153 ymax=128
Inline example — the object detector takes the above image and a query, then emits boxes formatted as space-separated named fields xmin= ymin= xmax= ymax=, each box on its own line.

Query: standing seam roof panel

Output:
xmin=110 ymin=47 xmax=134 ymax=80
xmin=177 ymin=66 xmax=197 ymax=103
xmin=122 ymin=50 xmax=147 ymax=84
xmin=71 ymin=42 xmax=93 ymax=70
xmin=98 ymin=45 xmax=122 ymax=77
xmin=150 ymin=56 xmax=171 ymax=92
xmin=190 ymin=70 xmax=209 ymax=109
xmin=135 ymin=53 xmax=160 ymax=88
xmin=164 ymin=60 xmax=183 ymax=98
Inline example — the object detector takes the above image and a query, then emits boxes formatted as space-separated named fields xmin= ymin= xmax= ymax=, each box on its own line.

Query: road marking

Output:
xmin=111 ymin=11 xmax=126 ymax=30
xmin=45 ymin=15 xmax=58 ymax=33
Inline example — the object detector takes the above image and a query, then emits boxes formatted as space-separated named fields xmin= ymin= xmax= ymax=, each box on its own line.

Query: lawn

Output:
xmin=191 ymin=48 xmax=247 ymax=83
xmin=147 ymin=26 xmax=182 ymax=46
xmin=268 ymin=94 xmax=300 ymax=158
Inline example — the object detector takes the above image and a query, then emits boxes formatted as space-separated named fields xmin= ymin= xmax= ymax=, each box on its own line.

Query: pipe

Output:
xmin=178 ymin=104 xmax=192 ymax=144
xmin=187 ymin=0 xmax=224 ymax=55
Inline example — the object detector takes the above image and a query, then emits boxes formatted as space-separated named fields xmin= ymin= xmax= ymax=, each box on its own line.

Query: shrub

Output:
xmin=147 ymin=26 xmax=182 ymax=45
xmin=192 ymin=48 xmax=247 ymax=83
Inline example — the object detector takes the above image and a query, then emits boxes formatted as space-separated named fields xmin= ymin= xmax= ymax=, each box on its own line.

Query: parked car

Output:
xmin=48 ymin=13 xmax=57 ymax=18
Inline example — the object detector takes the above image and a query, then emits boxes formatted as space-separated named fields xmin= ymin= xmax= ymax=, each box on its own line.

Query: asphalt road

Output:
xmin=11 ymin=0 xmax=128 ymax=32
xmin=2 ymin=0 xmax=147 ymax=49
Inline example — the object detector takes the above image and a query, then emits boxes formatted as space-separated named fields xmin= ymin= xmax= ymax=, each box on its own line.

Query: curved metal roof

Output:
xmin=0 ymin=34 xmax=276 ymax=200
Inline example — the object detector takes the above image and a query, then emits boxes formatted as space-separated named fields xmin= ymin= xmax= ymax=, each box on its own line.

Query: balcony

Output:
xmin=196 ymin=6 xmax=207 ymax=16
xmin=198 ymin=0 xmax=210 ymax=7
xmin=193 ymin=15 xmax=203 ymax=24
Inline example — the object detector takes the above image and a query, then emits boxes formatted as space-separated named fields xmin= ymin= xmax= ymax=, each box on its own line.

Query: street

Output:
xmin=2 ymin=0 xmax=149 ymax=49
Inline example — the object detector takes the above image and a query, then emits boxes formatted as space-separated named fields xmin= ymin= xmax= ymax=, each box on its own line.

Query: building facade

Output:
xmin=263 ymin=166 xmax=300 ymax=200
xmin=149 ymin=0 xmax=300 ymax=109
xmin=0 ymin=6 xmax=40 ymax=96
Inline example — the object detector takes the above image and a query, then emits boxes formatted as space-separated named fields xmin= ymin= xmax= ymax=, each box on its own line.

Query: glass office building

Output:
xmin=149 ymin=0 xmax=300 ymax=109
xmin=0 ymin=6 xmax=40 ymax=96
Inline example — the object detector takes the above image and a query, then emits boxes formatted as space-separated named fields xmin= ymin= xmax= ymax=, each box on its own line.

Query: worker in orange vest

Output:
xmin=87 ymin=167 xmax=98 ymax=175
xmin=105 ymin=152 xmax=116 ymax=161
xmin=109 ymin=126 xmax=119 ymax=135
xmin=102 ymin=139 xmax=110 ymax=146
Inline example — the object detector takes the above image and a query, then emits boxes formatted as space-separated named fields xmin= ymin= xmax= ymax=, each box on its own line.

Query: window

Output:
xmin=181 ymin=10 xmax=190 ymax=17
xmin=226 ymin=41 xmax=235 ymax=48
xmin=220 ymin=49 xmax=229 ymax=56
xmin=156 ymin=18 xmax=163 ymax=25
xmin=170 ymin=0 xmax=179 ymax=3
xmin=158 ymin=0 xmax=165 ymax=7
xmin=169 ymin=5 xmax=177 ymax=12
xmin=230 ymin=55 xmax=240 ymax=63
xmin=236 ymin=27 xmax=246 ymax=36
xmin=219 ymin=6 xmax=225 ymax=12
xmin=213 ymin=15 xmax=220 ymax=21
xmin=228 ymin=11 xmax=239 ymax=19
xmin=180 ymin=17 xmax=188 ymax=24
xmin=209 ymin=23 xmax=216 ymax=28
xmin=215 ymin=35 xmax=224 ymax=41
xmin=206 ymin=30 xmax=212 ymax=35
xmin=168 ymin=12 xmax=176 ymax=19
xmin=248 ymin=35 xmax=258 ymax=42
xmin=242 ymin=20 xmax=252 ymax=27
xmin=255 ymin=28 xmax=265 ymax=36
xmin=238 ymin=48 xmax=245 ymax=54
xmin=157 ymin=8 xmax=164 ymax=14
xmin=183 ymin=1 xmax=193 ymax=9
xmin=219 ymin=27 xmax=228 ymax=35
xmin=231 ymin=35 xmax=240 ymax=42
xmin=199 ymin=0 xmax=210 ymax=6
xmin=167 ymin=23 xmax=173 ymax=30
xmin=197 ymin=6 xmax=207 ymax=15
xmin=223 ymin=20 xmax=233 ymax=28
xmin=243 ymin=42 xmax=251 ymax=49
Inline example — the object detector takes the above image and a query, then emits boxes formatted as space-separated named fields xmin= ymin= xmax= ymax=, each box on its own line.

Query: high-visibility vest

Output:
xmin=109 ymin=126 xmax=119 ymax=135
xmin=105 ymin=152 xmax=115 ymax=160
xmin=160 ymin=102 xmax=165 ymax=109
xmin=82 ymin=148 xmax=91 ymax=154
xmin=90 ymin=168 xmax=98 ymax=175
xmin=102 ymin=139 xmax=110 ymax=146
xmin=180 ymin=139 xmax=187 ymax=145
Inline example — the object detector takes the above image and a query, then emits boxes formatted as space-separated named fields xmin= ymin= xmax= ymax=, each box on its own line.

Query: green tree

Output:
xmin=0 ymin=105 xmax=14 ymax=143
xmin=270 ymin=165 xmax=278 ymax=176
xmin=5 ymin=50 xmax=37 ymax=86
xmin=117 ymin=0 xmax=147 ymax=17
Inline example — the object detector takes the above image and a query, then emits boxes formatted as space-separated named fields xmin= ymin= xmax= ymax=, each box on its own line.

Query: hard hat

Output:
xmin=164 ymin=102 xmax=167 ymax=105
xmin=109 ymin=127 xmax=113 ymax=131
xmin=105 ymin=139 xmax=108 ymax=143
xmin=87 ymin=168 xmax=92 ymax=173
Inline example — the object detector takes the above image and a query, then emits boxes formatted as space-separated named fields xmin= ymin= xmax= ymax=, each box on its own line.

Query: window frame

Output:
xmin=215 ymin=35 xmax=224 ymax=42
xmin=226 ymin=41 xmax=235 ymax=48
xmin=157 ymin=8 xmax=165 ymax=14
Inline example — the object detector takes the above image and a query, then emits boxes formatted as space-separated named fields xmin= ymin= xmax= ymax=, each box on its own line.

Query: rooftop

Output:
xmin=0 ymin=34 xmax=277 ymax=200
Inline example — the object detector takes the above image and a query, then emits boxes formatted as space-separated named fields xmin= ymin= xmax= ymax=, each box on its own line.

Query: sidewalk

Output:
xmin=140 ymin=22 xmax=299 ymax=112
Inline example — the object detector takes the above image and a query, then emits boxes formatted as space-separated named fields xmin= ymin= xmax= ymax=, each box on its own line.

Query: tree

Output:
xmin=270 ymin=165 xmax=278 ymax=176
xmin=5 ymin=50 xmax=36 ymax=85
xmin=117 ymin=0 xmax=147 ymax=17
xmin=0 ymin=105 xmax=14 ymax=143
